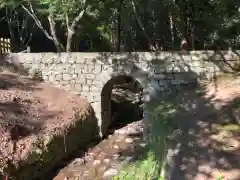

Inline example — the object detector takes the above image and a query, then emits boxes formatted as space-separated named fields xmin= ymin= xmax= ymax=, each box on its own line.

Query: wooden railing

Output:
xmin=0 ymin=38 xmax=11 ymax=54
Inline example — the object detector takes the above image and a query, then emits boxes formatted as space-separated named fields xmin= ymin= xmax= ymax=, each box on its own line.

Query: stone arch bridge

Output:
xmin=3 ymin=51 xmax=239 ymax=136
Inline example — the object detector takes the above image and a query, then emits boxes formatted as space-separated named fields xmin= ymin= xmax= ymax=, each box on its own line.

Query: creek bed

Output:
xmin=52 ymin=119 xmax=146 ymax=180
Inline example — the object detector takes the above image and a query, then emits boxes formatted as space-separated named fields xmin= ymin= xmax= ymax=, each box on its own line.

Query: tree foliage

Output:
xmin=1 ymin=0 xmax=239 ymax=52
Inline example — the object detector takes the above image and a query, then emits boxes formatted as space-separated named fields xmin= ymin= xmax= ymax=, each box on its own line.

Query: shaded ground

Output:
xmin=162 ymin=76 xmax=240 ymax=180
xmin=0 ymin=72 xmax=91 ymax=177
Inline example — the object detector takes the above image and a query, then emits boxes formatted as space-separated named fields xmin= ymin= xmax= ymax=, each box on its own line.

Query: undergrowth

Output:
xmin=114 ymin=99 xmax=177 ymax=180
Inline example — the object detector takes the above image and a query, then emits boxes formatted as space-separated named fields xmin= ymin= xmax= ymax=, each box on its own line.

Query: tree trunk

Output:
xmin=22 ymin=5 xmax=64 ymax=52
xmin=66 ymin=29 xmax=74 ymax=52
xmin=131 ymin=0 xmax=156 ymax=51
xmin=6 ymin=8 xmax=19 ymax=52
xmin=190 ymin=1 xmax=195 ymax=50
xmin=169 ymin=12 xmax=175 ymax=49
xmin=67 ymin=6 xmax=86 ymax=52
xmin=48 ymin=15 xmax=64 ymax=52
xmin=191 ymin=25 xmax=195 ymax=50
xmin=8 ymin=25 xmax=20 ymax=52
xmin=116 ymin=6 xmax=121 ymax=52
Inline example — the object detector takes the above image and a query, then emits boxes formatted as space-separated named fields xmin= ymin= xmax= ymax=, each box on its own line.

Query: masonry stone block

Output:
xmin=93 ymin=64 xmax=102 ymax=74
xmin=158 ymin=80 xmax=167 ymax=87
xmin=62 ymin=73 xmax=72 ymax=81
xmin=86 ymin=79 xmax=93 ymax=85
xmin=88 ymin=95 xmax=94 ymax=102
xmin=55 ymin=64 xmax=65 ymax=71
xmin=82 ymin=85 xmax=90 ymax=92
xmin=95 ymin=81 xmax=103 ymax=88
xmin=74 ymin=83 xmax=82 ymax=91
xmin=75 ymin=78 xmax=86 ymax=84
xmin=65 ymin=67 xmax=75 ymax=74
xmin=152 ymin=74 xmax=167 ymax=80
xmin=171 ymin=79 xmax=181 ymax=85
xmin=74 ymin=72 xmax=82 ymax=78
xmin=85 ymin=74 xmax=96 ymax=80
xmin=166 ymin=74 xmax=174 ymax=80
xmin=82 ymin=65 xmax=91 ymax=73
xmin=48 ymin=75 xmax=55 ymax=82
xmin=70 ymin=83 xmax=76 ymax=89
xmin=52 ymin=70 xmax=61 ymax=75
xmin=54 ymin=74 xmax=63 ymax=81
xmin=70 ymin=74 xmax=77 ymax=80
xmin=90 ymin=93 xmax=101 ymax=101
xmin=153 ymin=67 xmax=165 ymax=74
xmin=74 ymin=63 xmax=85 ymax=71
xmin=69 ymin=80 xmax=76 ymax=84
xmin=91 ymin=86 xmax=101 ymax=92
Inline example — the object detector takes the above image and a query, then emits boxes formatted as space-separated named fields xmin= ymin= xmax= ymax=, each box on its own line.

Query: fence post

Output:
xmin=0 ymin=38 xmax=11 ymax=53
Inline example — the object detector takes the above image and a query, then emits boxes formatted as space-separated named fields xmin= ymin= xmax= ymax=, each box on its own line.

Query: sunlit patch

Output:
xmin=216 ymin=124 xmax=240 ymax=132
xmin=210 ymin=129 xmax=240 ymax=152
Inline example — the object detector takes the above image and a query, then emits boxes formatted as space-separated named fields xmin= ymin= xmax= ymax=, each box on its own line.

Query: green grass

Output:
xmin=114 ymin=100 xmax=176 ymax=180
xmin=217 ymin=175 xmax=224 ymax=180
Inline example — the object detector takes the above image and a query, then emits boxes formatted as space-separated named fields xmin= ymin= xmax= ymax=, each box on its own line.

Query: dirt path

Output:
xmin=165 ymin=78 xmax=240 ymax=180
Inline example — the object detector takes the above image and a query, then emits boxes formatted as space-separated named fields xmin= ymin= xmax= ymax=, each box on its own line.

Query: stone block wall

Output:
xmin=2 ymin=51 xmax=239 ymax=94
xmin=1 ymin=51 xmax=239 ymax=136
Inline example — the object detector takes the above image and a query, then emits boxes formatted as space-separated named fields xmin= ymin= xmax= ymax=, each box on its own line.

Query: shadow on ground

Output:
xmin=0 ymin=72 xmax=44 ymax=140
xmin=122 ymin=80 xmax=240 ymax=180
xmin=164 ymin=84 xmax=239 ymax=180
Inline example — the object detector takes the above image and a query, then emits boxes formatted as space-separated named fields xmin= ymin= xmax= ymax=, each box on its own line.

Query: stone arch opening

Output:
xmin=101 ymin=75 xmax=143 ymax=135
